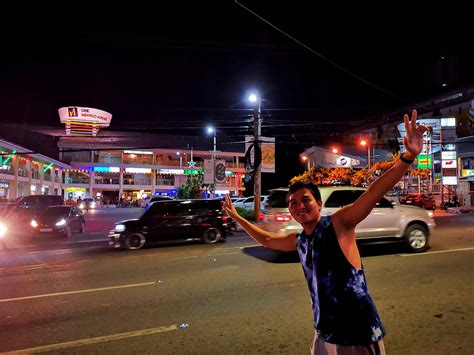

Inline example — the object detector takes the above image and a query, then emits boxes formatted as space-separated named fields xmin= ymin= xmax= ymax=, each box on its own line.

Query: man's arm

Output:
xmin=336 ymin=109 xmax=428 ymax=230
xmin=223 ymin=195 xmax=297 ymax=252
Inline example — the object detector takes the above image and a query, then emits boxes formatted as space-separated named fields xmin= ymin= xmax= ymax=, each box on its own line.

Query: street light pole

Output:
xmin=252 ymin=96 xmax=262 ymax=222
xmin=207 ymin=126 xmax=217 ymax=198
xmin=367 ymin=144 xmax=371 ymax=170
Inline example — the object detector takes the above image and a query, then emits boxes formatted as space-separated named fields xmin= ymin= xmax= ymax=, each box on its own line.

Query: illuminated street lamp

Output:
xmin=301 ymin=155 xmax=310 ymax=169
xmin=206 ymin=126 xmax=217 ymax=198
xmin=248 ymin=92 xmax=262 ymax=222
xmin=359 ymin=139 xmax=370 ymax=169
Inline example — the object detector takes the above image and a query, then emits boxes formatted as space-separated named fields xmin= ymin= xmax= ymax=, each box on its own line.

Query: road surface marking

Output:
xmin=29 ymin=248 xmax=73 ymax=254
xmin=0 ymin=281 xmax=156 ymax=303
xmin=400 ymin=247 xmax=474 ymax=257
xmin=3 ymin=324 xmax=179 ymax=354
xmin=175 ymin=251 xmax=241 ymax=260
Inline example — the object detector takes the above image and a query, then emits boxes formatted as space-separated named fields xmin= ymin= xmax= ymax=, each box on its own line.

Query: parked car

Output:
xmin=399 ymin=193 xmax=436 ymax=210
xmin=261 ymin=186 xmax=435 ymax=253
xmin=29 ymin=206 xmax=86 ymax=238
xmin=233 ymin=195 xmax=269 ymax=211
xmin=109 ymin=199 xmax=231 ymax=250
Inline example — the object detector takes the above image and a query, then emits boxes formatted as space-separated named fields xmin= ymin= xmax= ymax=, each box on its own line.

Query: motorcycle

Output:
xmin=442 ymin=199 xmax=460 ymax=210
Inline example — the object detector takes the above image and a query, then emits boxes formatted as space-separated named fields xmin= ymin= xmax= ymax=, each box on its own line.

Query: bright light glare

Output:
xmin=331 ymin=148 xmax=339 ymax=154
xmin=0 ymin=223 xmax=7 ymax=238
xmin=115 ymin=224 xmax=126 ymax=232
xmin=360 ymin=140 xmax=368 ymax=147
xmin=301 ymin=156 xmax=308 ymax=161
xmin=55 ymin=219 xmax=67 ymax=227
xmin=31 ymin=220 xmax=38 ymax=228
xmin=207 ymin=126 xmax=214 ymax=134
xmin=248 ymin=94 xmax=257 ymax=102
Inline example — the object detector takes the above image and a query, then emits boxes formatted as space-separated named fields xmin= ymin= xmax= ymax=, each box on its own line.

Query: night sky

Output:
xmin=1 ymin=2 xmax=472 ymax=189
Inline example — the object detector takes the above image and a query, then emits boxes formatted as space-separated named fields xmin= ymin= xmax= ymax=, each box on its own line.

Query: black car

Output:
xmin=29 ymin=206 xmax=86 ymax=238
xmin=2 ymin=195 xmax=66 ymax=235
xmin=109 ymin=199 xmax=231 ymax=250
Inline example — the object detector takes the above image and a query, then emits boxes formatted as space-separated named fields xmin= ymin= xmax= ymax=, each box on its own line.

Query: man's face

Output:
xmin=288 ymin=188 xmax=322 ymax=226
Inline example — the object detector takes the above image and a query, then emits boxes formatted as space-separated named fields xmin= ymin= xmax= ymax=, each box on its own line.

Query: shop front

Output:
xmin=0 ymin=180 xmax=9 ymax=201
xmin=64 ymin=187 xmax=88 ymax=201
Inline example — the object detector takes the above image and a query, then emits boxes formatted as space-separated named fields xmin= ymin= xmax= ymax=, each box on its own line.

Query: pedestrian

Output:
xmin=222 ymin=110 xmax=428 ymax=354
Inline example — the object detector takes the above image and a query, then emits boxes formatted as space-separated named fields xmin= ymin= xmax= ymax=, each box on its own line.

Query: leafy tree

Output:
xmin=177 ymin=168 xmax=205 ymax=199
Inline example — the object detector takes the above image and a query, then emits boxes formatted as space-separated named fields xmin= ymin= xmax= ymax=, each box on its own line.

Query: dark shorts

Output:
xmin=310 ymin=332 xmax=385 ymax=355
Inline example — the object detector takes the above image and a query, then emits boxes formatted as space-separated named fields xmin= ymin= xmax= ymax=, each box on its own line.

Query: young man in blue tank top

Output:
xmin=223 ymin=110 xmax=428 ymax=354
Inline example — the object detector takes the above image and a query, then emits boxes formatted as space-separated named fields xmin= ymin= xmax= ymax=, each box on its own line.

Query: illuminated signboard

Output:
xmin=461 ymin=169 xmax=474 ymax=177
xmin=58 ymin=107 xmax=112 ymax=137
xmin=442 ymin=176 xmax=457 ymax=185
xmin=93 ymin=166 xmax=120 ymax=173
xmin=441 ymin=160 xmax=457 ymax=168
xmin=124 ymin=150 xmax=153 ymax=155
xmin=125 ymin=168 xmax=152 ymax=173
xmin=417 ymin=154 xmax=432 ymax=169
xmin=159 ymin=169 xmax=184 ymax=175
xmin=441 ymin=117 xmax=456 ymax=126
xmin=441 ymin=151 xmax=456 ymax=160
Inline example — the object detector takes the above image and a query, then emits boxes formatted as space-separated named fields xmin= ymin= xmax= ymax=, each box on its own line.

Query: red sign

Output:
xmin=442 ymin=168 xmax=457 ymax=177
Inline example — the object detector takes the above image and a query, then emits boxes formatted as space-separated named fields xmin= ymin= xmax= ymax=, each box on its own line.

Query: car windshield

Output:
xmin=39 ymin=207 xmax=71 ymax=219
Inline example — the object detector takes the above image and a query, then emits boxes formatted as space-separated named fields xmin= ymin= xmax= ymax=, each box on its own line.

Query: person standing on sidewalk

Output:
xmin=223 ymin=110 xmax=428 ymax=354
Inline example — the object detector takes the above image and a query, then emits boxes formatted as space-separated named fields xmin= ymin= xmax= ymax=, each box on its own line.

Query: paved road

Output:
xmin=0 ymin=209 xmax=472 ymax=354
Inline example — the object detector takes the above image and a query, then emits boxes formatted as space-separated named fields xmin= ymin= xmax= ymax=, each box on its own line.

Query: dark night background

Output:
xmin=0 ymin=2 xmax=472 ymax=191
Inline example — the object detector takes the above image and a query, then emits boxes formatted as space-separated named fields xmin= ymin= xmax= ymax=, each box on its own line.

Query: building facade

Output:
xmin=0 ymin=139 xmax=70 ymax=200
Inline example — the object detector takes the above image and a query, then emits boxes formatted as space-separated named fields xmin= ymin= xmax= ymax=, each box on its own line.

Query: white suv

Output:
xmin=261 ymin=186 xmax=435 ymax=253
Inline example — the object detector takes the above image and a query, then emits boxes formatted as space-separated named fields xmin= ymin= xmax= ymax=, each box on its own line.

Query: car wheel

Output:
xmin=201 ymin=227 xmax=221 ymax=244
xmin=404 ymin=224 xmax=428 ymax=253
xmin=79 ymin=221 xmax=86 ymax=233
xmin=125 ymin=233 xmax=146 ymax=250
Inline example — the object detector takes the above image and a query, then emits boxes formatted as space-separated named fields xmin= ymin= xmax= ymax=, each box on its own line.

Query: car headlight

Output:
xmin=55 ymin=219 xmax=67 ymax=227
xmin=79 ymin=203 xmax=85 ymax=209
xmin=31 ymin=220 xmax=39 ymax=228
xmin=427 ymin=211 xmax=434 ymax=218
xmin=115 ymin=224 xmax=126 ymax=232
xmin=0 ymin=223 xmax=7 ymax=238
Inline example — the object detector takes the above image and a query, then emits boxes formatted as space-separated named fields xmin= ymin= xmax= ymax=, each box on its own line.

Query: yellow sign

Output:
xmin=65 ymin=187 xmax=87 ymax=192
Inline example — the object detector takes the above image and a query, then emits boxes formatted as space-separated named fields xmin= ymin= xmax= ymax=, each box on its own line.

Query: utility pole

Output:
xmin=253 ymin=98 xmax=262 ymax=222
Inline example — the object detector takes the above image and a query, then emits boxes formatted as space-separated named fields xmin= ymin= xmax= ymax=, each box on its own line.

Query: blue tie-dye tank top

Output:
xmin=296 ymin=215 xmax=385 ymax=346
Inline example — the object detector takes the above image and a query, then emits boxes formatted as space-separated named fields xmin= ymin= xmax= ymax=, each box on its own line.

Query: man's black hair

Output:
xmin=287 ymin=181 xmax=322 ymax=204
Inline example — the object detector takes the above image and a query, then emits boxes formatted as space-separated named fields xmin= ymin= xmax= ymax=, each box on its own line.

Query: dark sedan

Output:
xmin=29 ymin=206 xmax=86 ymax=238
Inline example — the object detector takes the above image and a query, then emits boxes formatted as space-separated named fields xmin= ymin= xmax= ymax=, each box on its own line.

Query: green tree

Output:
xmin=177 ymin=168 xmax=205 ymax=199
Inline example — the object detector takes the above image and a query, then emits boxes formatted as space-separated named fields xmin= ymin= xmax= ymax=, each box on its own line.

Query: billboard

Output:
xmin=58 ymin=106 xmax=112 ymax=136
xmin=245 ymin=136 xmax=275 ymax=173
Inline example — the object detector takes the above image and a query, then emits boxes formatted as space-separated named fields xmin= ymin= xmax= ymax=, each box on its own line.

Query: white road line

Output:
xmin=3 ymin=324 xmax=179 ymax=354
xmin=0 ymin=281 xmax=156 ymax=303
xmin=29 ymin=248 xmax=73 ymax=254
xmin=400 ymin=247 xmax=474 ymax=257
xmin=175 ymin=251 xmax=242 ymax=260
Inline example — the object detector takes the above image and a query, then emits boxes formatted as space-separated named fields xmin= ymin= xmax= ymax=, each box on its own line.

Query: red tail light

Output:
xmin=274 ymin=214 xmax=292 ymax=223
xmin=221 ymin=215 xmax=228 ymax=222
